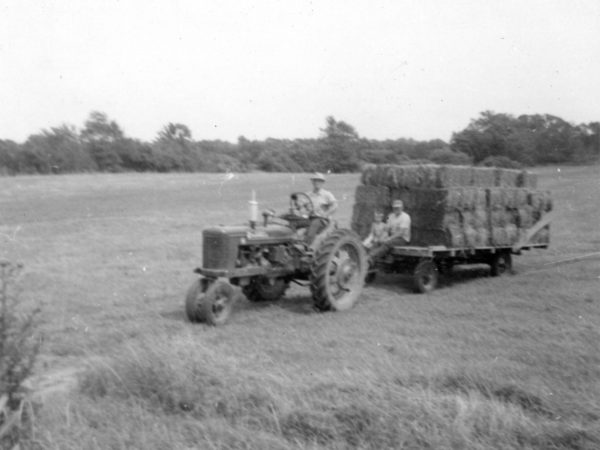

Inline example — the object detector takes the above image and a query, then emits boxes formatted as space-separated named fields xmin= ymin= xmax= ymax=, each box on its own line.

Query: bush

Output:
xmin=0 ymin=261 xmax=40 ymax=447
xmin=479 ymin=155 xmax=523 ymax=169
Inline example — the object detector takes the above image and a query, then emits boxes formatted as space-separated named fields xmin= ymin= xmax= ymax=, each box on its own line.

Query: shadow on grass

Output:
xmin=367 ymin=264 xmax=497 ymax=295
xmin=236 ymin=293 xmax=318 ymax=316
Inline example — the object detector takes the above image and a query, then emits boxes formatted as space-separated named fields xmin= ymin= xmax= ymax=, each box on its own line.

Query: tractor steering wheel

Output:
xmin=289 ymin=192 xmax=314 ymax=218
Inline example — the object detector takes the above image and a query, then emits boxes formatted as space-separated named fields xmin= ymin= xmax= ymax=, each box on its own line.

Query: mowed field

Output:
xmin=1 ymin=166 xmax=599 ymax=449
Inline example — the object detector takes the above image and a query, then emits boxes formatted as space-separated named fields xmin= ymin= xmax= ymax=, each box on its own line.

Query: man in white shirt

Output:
xmin=368 ymin=199 xmax=411 ymax=261
xmin=305 ymin=172 xmax=338 ymax=244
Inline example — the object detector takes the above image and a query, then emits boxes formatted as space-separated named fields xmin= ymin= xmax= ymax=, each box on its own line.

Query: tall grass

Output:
xmin=30 ymin=333 xmax=599 ymax=449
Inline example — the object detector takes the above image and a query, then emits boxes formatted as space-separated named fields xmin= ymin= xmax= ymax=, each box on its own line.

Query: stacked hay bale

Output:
xmin=352 ymin=164 xmax=550 ymax=248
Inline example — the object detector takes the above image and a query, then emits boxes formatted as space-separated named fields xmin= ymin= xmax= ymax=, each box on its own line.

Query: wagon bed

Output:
xmin=367 ymin=211 xmax=554 ymax=293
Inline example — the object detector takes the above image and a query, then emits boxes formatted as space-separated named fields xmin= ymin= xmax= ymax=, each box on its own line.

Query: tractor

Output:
xmin=185 ymin=192 xmax=368 ymax=325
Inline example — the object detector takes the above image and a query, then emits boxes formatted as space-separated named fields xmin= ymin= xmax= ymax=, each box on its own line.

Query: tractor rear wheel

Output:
xmin=185 ymin=278 xmax=209 ymax=322
xmin=199 ymin=278 xmax=242 ymax=326
xmin=243 ymin=276 xmax=288 ymax=302
xmin=310 ymin=229 xmax=367 ymax=311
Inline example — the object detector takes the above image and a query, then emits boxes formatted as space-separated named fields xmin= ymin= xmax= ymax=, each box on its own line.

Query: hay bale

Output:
xmin=488 ymin=188 xmax=529 ymax=209
xmin=528 ymin=190 xmax=553 ymax=218
xmin=475 ymin=227 xmax=490 ymax=246
xmin=495 ymin=168 xmax=521 ymax=187
xmin=436 ymin=165 xmax=473 ymax=188
xmin=472 ymin=188 xmax=488 ymax=209
xmin=447 ymin=224 xmax=465 ymax=247
xmin=514 ymin=188 xmax=528 ymax=207
xmin=487 ymin=189 xmax=504 ymax=209
xmin=410 ymin=229 xmax=446 ymax=247
xmin=462 ymin=208 xmax=488 ymax=228
xmin=351 ymin=185 xmax=391 ymax=239
xmin=354 ymin=184 xmax=391 ymax=204
xmin=393 ymin=189 xmax=461 ymax=212
xmin=516 ymin=206 xmax=534 ymax=229
xmin=471 ymin=167 xmax=497 ymax=187
xmin=464 ymin=225 xmax=478 ymax=247
xmin=517 ymin=170 xmax=538 ymax=188
xmin=491 ymin=227 xmax=509 ymax=246
xmin=410 ymin=222 xmax=465 ymax=247
xmin=490 ymin=209 xmax=510 ymax=227
xmin=360 ymin=164 xmax=377 ymax=185
xmin=505 ymin=224 xmax=518 ymax=245
xmin=370 ymin=164 xmax=440 ymax=189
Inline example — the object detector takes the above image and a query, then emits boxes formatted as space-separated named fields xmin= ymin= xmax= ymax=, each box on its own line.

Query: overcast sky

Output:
xmin=1 ymin=0 xmax=599 ymax=143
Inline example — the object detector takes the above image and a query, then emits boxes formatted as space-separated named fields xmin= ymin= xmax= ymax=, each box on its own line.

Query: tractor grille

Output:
xmin=202 ymin=230 xmax=239 ymax=270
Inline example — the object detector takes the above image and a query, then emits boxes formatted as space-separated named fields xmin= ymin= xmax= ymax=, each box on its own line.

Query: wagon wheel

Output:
xmin=413 ymin=260 xmax=439 ymax=293
xmin=310 ymin=229 xmax=367 ymax=311
xmin=199 ymin=278 xmax=243 ymax=326
xmin=243 ymin=276 xmax=289 ymax=302
xmin=185 ymin=278 xmax=210 ymax=322
xmin=490 ymin=252 xmax=513 ymax=277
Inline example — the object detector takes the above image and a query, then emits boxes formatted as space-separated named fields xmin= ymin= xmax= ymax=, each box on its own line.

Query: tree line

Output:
xmin=0 ymin=111 xmax=597 ymax=175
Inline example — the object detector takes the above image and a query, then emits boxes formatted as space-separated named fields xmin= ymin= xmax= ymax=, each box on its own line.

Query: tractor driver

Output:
xmin=305 ymin=172 xmax=338 ymax=244
xmin=368 ymin=199 xmax=411 ymax=261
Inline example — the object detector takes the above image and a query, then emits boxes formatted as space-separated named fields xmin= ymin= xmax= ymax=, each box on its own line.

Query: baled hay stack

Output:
xmin=487 ymin=188 xmax=530 ymax=210
xmin=391 ymin=187 xmax=487 ymax=212
xmin=517 ymin=170 xmax=538 ymax=188
xmin=461 ymin=209 xmax=489 ymax=228
xmin=471 ymin=167 xmax=497 ymax=187
xmin=356 ymin=163 xmax=551 ymax=248
xmin=351 ymin=185 xmax=391 ymax=239
xmin=495 ymin=168 xmax=521 ymax=187
xmin=436 ymin=165 xmax=473 ymax=188
xmin=491 ymin=224 xmax=519 ymax=246
xmin=361 ymin=164 xmax=439 ymax=189
xmin=515 ymin=206 xmax=534 ymax=229
xmin=529 ymin=190 xmax=553 ymax=213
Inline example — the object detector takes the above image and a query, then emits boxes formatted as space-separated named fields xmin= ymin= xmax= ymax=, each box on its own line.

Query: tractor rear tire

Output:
xmin=413 ymin=260 xmax=439 ymax=293
xmin=185 ymin=278 xmax=208 ymax=323
xmin=243 ymin=276 xmax=288 ymax=302
xmin=199 ymin=278 xmax=241 ymax=326
xmin=490 ymin=252 xmax=512 ymax=277
xmin=310 ymin=229 xmax=367 ymax=312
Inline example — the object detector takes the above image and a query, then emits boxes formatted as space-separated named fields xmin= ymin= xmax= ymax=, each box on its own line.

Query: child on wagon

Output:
xmin=363 ymin=211 xmax=388 ymax=249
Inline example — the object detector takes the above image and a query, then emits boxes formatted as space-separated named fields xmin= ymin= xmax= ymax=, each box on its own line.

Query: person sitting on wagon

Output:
xmin=368 ymin=200 xmax=411 ymax=261
xmin=363 ymin=211 xmax=388 ymax=249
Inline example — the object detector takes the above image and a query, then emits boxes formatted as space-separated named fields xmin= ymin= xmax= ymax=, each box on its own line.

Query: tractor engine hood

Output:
xmin=203 ymin=224 xmax=295 ymax=240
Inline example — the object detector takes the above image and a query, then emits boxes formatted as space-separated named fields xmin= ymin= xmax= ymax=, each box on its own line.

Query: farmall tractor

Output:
xmin=185 ymin=192 xmax=368 ymax=325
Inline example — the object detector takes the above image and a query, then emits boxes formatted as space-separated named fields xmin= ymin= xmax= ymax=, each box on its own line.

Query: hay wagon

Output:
xmin=353 ymin=164 xmax=553 ymax=292
xmin=367 ymin=209 xmax=554 ymax=292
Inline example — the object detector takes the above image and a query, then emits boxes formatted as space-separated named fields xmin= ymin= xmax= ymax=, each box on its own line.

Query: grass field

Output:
xmin=1 ymin=166 xmax=599 ymax=449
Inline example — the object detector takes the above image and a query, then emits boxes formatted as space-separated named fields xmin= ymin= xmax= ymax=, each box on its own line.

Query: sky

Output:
xmin=1 ymin=0 xmax=599 ymax=143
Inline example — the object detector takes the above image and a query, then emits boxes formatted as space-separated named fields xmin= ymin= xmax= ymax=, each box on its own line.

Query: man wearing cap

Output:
xmin=305 ymin=172 xmax=338 ymax=244
xmin=368 ymin=200 xmax=411 ymax=261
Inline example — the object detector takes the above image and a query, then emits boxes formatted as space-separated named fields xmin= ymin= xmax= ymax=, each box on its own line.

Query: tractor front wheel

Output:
xmin=185 ymin=278 xmax=208 ymax=322
xmin=199 ymin=278 xmax=242 ymax=326
xmin=310 ymin=229 xmax=367 ymax=311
